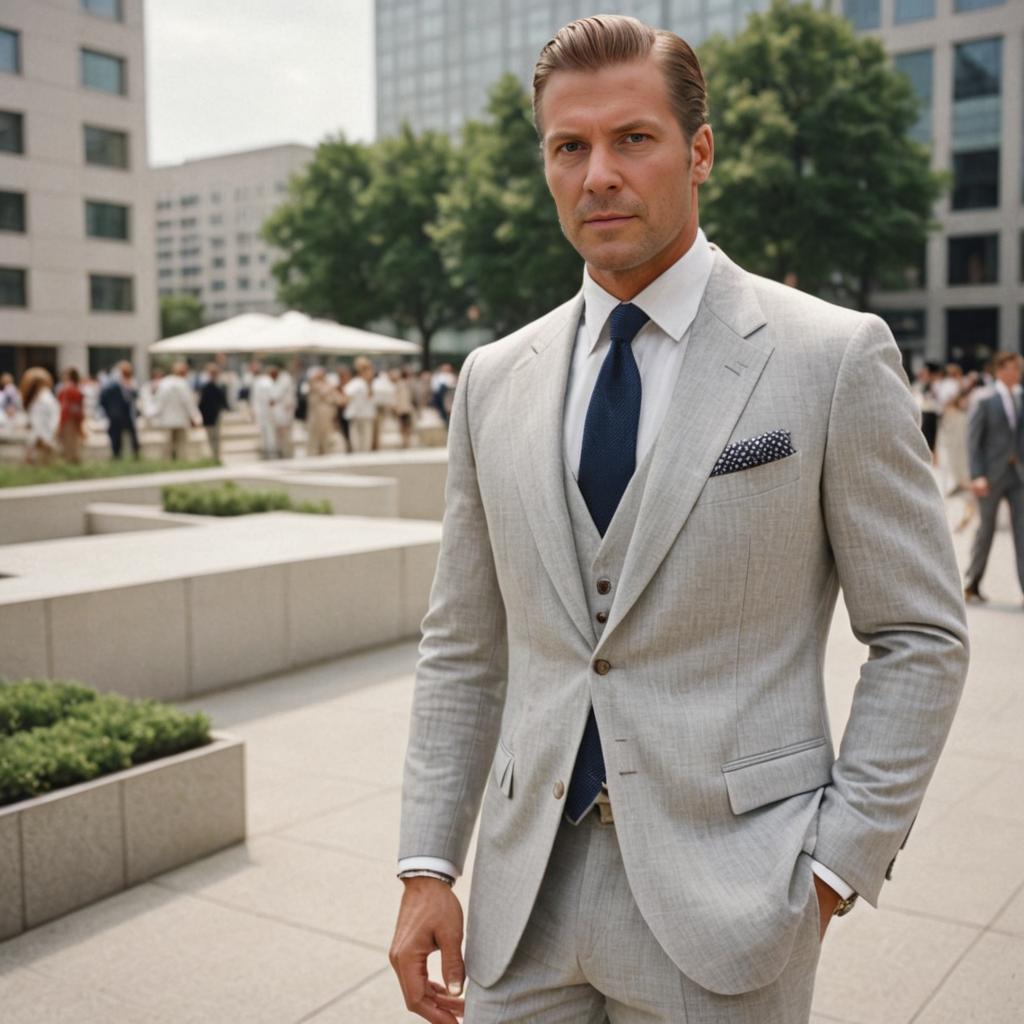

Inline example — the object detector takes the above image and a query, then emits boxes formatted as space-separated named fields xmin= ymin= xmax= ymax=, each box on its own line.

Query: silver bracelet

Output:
xmin=398 ymin=869 xmax=455 ymax=886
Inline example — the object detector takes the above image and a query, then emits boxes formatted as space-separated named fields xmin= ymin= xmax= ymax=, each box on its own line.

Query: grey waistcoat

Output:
xmin=563 ymin=443 xmax=657 ymax=647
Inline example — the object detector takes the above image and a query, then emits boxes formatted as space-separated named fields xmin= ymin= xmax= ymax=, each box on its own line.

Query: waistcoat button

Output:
xmin=593 ymin=659 xmax=611 ymax=675
xmin=553 ymin=781 xmax=565 ymax=799
xmin=596 ymin=611 xmax=608 ymax=624
xmin=596 ymin=578 xmax=612 ymax=595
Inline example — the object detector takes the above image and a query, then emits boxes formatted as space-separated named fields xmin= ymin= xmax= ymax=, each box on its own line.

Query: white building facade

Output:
xmin=0 ymin=0 xmax=156 ymax=380
xmin=150 ymin=144 xmax=314 ymax=324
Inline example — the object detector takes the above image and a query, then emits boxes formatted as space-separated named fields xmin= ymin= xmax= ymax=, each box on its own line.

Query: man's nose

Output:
xmin=583 ymin=147 xmax=622 ymax=193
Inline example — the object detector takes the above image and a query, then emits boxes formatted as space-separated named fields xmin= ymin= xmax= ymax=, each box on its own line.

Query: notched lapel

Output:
xmin=508 ymin=295 xmax=595 ymax=646
xmin=598 ymin=253 xmax=773 ymax=645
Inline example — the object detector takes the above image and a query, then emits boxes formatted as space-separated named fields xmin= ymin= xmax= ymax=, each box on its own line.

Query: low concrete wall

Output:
xmin=0 ymin=513 xmax=442 ymax=700
xmin=0 ymin=733 xmax=245 ymax=941
xmin=0 ymin=465 xmax=400 ymax=544
xmin=86 ymin=503 xmax=199 ymax=534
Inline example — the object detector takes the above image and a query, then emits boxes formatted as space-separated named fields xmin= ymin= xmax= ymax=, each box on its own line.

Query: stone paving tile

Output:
xmin=0 ymin=966 xmax=171 ymax=1024
xmin=280 ymin=785 xmax=403 ymax=863
xmin=812 ymin=907 xmax=981 ymax=1024
xmin=0 ymin=882 xmax=378 ymax=1024
xmin=155 ymin=834 xmax=403 ymax=953
xmin=247 ymin=771 xmax=382 ymax=837
xmin=913 ymin=931 xmax=1024 ymax=1023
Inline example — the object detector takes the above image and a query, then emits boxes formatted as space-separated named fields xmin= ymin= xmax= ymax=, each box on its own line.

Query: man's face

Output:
xmin=539 ymin=56 xmax=712 ymax=297
xmin=996 ymin=357 xmax=1022 ymax=389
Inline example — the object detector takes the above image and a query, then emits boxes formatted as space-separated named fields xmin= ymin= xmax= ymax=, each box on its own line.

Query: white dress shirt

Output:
xmin=400 ymin=230 xmax=854 ymax=901
xmin=995 ymin=379 xmax=1020 ymax=432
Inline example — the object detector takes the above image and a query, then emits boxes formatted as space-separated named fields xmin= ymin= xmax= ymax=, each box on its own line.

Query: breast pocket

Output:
xmin=700 ymin=452 xmax=801 ymax=506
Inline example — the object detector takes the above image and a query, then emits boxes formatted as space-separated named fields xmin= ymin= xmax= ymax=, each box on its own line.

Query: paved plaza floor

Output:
xmin=0 ymin=494 xmax=1021 ymax=1023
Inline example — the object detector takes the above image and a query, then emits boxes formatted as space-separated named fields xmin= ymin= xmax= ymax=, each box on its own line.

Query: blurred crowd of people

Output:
xmin=0 ymin=356 xmax=461 ymax=466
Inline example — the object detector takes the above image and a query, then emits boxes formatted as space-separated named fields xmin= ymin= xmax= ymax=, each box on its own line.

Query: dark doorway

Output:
xmin=946 ymin=307 xmax=1000 ymax=372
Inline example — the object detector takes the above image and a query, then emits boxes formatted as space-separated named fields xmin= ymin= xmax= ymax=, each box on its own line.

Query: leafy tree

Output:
xmin=431 ymin=75 xmax=581 ymax=337
xmin=159 ymin=294 xmax=203 ymax=338
xmin=263 ymin=136 xmax=377 ymax=327
xmin=700 ymin=0 xmax=945 ymax=309
xmin=362 ymin=125 xmax=470 ymax=368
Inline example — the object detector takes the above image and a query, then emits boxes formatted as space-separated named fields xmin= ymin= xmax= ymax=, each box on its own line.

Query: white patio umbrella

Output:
xmin=149 ymin=311 xmax=421 ymax=357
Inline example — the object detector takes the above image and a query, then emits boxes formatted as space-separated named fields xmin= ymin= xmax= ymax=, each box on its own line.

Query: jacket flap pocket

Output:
xmin=722 ymin=737 xmax=831 ymax=815
xmin=492 ymin=739 xmax=514 ymax=798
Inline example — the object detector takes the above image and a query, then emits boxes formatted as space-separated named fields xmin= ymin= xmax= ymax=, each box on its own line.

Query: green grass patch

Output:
xmin=161 ymin=480 xmax=331 ymax=517
xmin=0 ymin=680 xmax=212 ymax=807
xmin=0 ymin=458 xmax=220 ymax=490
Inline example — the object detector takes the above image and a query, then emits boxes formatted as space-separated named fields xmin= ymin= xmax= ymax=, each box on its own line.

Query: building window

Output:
xmin=211 ymin=256 xmax=225 ymax=269
xmin=894 ymin=0 xmax=934 ymax=21
xmin=209 ymin=213 xmax=223 ymax=226
xmin=180 ymin=194 xmax=199 ymax=207
xmin=211 ymin=280 xmax=226 ymax=292
xmin=90 ymin=274 xmax=133 ymax=312
xmin=236 ymin=233 xmax=252 ymax=246
xmin=876 ymin=309 xmax=926 ymax=345
xmin=876 ymin=244 xmax=926 ymax=290
xmin=210 ymin=191 xmax=222 ymax=204
xmin=952 ymin=37 xmax=1001 ymax=211
xmin=237 ymin=277 xmax=250 ymax=290
xmin=158 ymin=268 xmax=174 ymax=280
xmin=843 ymin=0 xmax=880 ymax=30
xmin=0 ymin=28 xmax=20 ymax=74
xmin=84 ymin=125 xmax=129 ymax=168
xmin=948 ymin=234 xmax=999 ymax=285
xmin=179 ymin=246 xmax=200 ymax=259
xmin=0 ymin=267 xmax=27 ymax=306
xmin=238 ymin=254 xmax=250 ymax=267
xmin=210 ymin=237 xmax=225 ymax=249
xmin=157 ymin=251 xmax=172 ymax=262
xmin=894 ymin=50 xmax=933 ymax=145
xmin=180 ymin=216 xmax=197 ymax=228
xmin=0 ymin=191 xmax=25 ymax=232
xmin=0 ymin=110 xmax=24 ymax=154
xmin=85 ymin=200 xmax=130 ymax=240
xmin=954 ymin=38 xmax=1001 ymax=102
xmin=952 ymin=149 xmax=999 ymax=210
xmin=181 ymin=266 xmax=202 ymax=278
xmin=954 ymin=0 xmax=1004 ymax=10
xmin=81 ymin=49 xmax=127 ymax=96
xmin=81 ymin=0 xmax=123 ymax=18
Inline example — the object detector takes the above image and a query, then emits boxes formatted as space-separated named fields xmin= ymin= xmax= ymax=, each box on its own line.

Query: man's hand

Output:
xmin=813 ymin=874 xmax=841 ymax=941
xmin=390 ymin=878 xmax=466 ymax=1023
xmin=971 ymin=476 xmax=990 ymax=498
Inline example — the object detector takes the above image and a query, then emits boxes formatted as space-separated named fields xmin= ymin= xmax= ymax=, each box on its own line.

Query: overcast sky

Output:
xmin=144 ymin=0 xmax=375 ymax=167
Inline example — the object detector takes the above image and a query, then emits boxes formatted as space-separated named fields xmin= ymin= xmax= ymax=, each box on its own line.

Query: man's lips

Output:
xmin=583 ymin=214 xmax=635 ymax=226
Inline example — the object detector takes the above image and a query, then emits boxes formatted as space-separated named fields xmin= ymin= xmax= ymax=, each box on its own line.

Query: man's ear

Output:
xmin=691 ymin=124 xmax=714 ymax=186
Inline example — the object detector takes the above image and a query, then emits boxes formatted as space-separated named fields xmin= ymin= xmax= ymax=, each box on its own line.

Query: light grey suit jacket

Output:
xmin=399 ymin=246 xmax=969 ymax=996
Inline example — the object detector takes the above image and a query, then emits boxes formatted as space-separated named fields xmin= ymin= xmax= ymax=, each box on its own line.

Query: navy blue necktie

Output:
xmin=565 ymin=302 xmax=649 ymax=824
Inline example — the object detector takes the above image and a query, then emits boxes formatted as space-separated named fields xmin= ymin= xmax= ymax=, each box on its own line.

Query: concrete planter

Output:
xmin=0 ymin=732 xmax=245 ymax=942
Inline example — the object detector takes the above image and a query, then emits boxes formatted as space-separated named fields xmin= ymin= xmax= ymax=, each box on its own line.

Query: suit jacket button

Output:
xmin=553 ymin=781 xmax=565 ymax=799
xmin=593 ymin=659 xmax=611 ymax=675
xmin=595 ymin=611 xmax=608 ymax=623
xmin=596 ymin=578 xmax=612 ymax=595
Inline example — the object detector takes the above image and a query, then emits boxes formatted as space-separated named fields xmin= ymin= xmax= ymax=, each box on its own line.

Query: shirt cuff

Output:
xmin=397 ymin=856 xmax=460 ymax=879
xmin=810 ymin=859 xmax=855 ymax=900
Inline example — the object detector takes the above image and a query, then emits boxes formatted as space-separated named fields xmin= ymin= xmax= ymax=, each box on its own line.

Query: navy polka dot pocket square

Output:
xmin=710 ymin=430 xmax=796 ymax=478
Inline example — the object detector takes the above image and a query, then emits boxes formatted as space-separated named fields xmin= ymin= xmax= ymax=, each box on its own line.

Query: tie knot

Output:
xmin=609 ymin=303 xmax=650 ymax=345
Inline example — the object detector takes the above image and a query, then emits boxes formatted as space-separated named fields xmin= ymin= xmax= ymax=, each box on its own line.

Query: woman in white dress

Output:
xmin=20 ymin=367 xmax=60 ymax=466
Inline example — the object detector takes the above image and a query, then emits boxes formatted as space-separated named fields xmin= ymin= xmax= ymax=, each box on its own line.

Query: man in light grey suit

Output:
xmin=964 ymin=350 xmax=1024 ymax=604
xmin=391 ymin=16 xmax=968 ymax=1024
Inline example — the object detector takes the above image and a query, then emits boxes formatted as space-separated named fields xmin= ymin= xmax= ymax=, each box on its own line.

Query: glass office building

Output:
xmin=375 ymin=0 xmax=1023 ymax=363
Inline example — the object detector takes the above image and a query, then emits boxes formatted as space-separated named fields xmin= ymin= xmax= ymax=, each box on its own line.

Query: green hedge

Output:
xmin=0 ymin=680 xmax=211 ymax=807
xmin=161 ymin=480 xmax=331 ymax=517
xmin=0 ymin=458 xmax=220 ymax=490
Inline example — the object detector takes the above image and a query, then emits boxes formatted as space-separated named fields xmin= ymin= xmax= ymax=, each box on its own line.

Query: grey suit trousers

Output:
xmin=465 ymin=813 xmax=822 ymax=1024
xmin=965 ymin=471 xmax=1024 ymax=592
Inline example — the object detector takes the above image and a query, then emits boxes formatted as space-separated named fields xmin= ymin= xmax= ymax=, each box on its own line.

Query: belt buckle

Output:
xmin=595 ymin=785 xmax=614 ymax=825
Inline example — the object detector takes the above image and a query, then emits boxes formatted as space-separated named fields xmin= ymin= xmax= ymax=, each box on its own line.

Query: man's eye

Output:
xmin=625 ymin=133 xmax=648 ymax=144
xmin=560 ymin=142 xmax=582 ymax=154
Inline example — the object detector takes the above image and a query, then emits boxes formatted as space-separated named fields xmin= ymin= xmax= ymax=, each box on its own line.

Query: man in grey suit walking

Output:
xmin=964 ymin=350 xmax=1024 ymax=604
xmin=390 ymin=16 xmax=968 ymax=1023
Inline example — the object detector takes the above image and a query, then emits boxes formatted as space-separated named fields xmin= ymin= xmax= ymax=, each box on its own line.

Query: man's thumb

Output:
xmin=438 ymin=932 xmax=465 ymax=996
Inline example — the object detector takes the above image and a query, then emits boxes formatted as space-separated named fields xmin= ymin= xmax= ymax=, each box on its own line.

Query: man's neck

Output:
xmin=587 ymin=222 xmax=699 ymax=301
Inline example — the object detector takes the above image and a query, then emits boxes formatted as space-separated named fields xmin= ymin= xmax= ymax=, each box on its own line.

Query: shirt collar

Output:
xmin=579 ymin=228 xmax=714 ymax=355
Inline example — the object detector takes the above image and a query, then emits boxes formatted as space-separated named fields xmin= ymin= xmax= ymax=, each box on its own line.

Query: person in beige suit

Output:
xmin=391 ymin=16 xmax=968 ymax=1024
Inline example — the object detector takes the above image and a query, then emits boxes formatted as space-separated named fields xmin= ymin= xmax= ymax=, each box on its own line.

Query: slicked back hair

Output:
xmin=532 ymin=15 xmax=708 ymax=143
